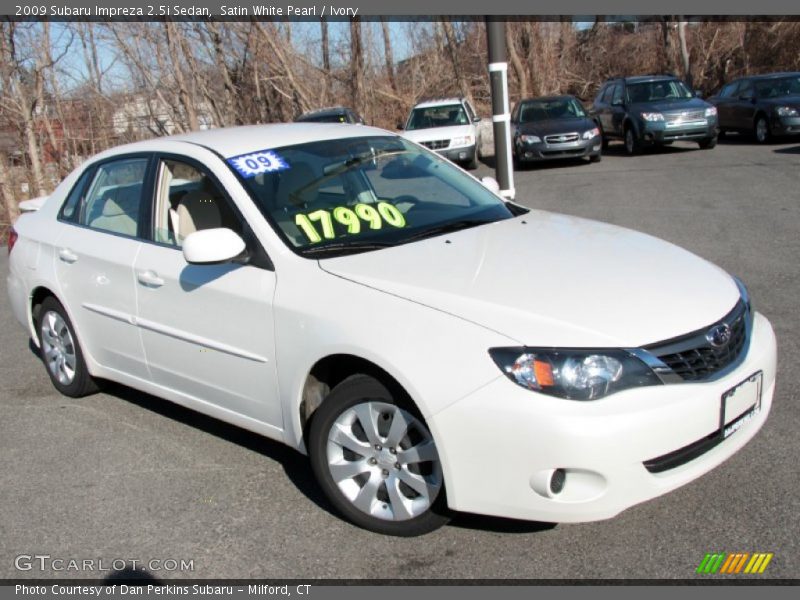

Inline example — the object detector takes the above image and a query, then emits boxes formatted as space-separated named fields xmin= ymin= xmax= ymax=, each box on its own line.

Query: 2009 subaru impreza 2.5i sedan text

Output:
xmin=6 ymin=124 xmax=777 ymax=536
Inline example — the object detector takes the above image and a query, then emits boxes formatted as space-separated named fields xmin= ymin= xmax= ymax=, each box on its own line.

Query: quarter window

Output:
xmin=80 ymin=158 xmax=148 ymax=237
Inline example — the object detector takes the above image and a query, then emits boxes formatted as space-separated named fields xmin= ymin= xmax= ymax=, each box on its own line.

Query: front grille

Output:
xmin=645 ymin=300 xmax=749 ymax=382
xmin=421 ymin=139 xmax=449 ymax=150
xmin=664 ymin=109 xmax=706 ymax=124
xmin=544 ymin=132 xmax=579 ymax=144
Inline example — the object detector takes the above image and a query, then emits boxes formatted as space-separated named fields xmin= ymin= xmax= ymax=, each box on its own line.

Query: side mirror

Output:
xmin=472 ymin=116 xmax=482 ymax=123
xmin=396 ymin=123 xmax=404 ymax=130
xmin=183 ymin=228 xmax=246 ymax=265
xmin=480 ymin=176 xmax=501 ymax=193
xmin=694 ymin=90 xmax=704 ymax=98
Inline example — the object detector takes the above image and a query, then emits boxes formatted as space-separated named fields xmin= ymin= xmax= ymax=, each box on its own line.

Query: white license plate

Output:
xmin=721 ymin=372 xmax=762 ymax=438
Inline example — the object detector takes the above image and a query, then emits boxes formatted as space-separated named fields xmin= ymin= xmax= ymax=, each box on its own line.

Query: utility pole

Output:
xmin=485 ymin=18 xmax=514 ymax=199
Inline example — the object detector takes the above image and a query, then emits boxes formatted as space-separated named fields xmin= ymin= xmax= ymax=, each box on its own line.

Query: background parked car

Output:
xmin=510 ymin=95 xmax=601 ymax=166
xmin=399 ymin=97 xmax=481 ymax=169
xmin=590 ymin=75 xmax=719 ymax=155
xmin=708 ymin=72 xmax=800 ymax=143
xmin=295 ymin=106 xmax=365 ymax=125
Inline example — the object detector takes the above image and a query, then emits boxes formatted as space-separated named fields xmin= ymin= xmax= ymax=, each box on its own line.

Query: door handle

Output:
xmin=137 ymin=270 xmax=164 ymax=288
xmin=58 ymin=248 xmax=78 ymax=264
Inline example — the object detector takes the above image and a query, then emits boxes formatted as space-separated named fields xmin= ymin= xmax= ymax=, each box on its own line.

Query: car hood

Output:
xmin=516 ymin=117 xmax=596 ymax=136
xmin=319 ymin=212 xmax=740 ymax=347
xmin=630 ymin=98 xmax=710 ymax=113
xmin=402 ymin=125 xmax=474 ymax=144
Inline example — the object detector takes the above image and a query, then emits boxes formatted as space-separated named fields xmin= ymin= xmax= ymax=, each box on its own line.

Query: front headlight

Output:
xmin=705 ymin=106 xmax=718 ymax=117
xmin=582 ymin=127 xmax=600 ymax=140
xmin=450 ymin=135 xmax=474 ymax=147
xmin=520 ymin=134 xmax=541 ymax=144
xmin=776 ymin=106 xmax=799 ymax=117
xmin=641 ymin=112 xmax=664 ymax=122
xmin=489 ymin=348 xmax=662 ymax=400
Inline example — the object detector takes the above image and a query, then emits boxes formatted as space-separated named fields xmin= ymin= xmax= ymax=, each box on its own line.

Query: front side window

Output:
xmin=406 ymin=104 xmax=470 ymax=130
xmin=518 ymin=98 xmax=587 ymax=122
xmin=627 ymin=80 xmax=693 ymax=103
xmin=232 ymin=136 xmax=517 ymax=257
xmin=152 ymin=158 xmax=244 ymax=247
xmin=79 ymin=158 xmax=148 ymax=237
xmin=755 ymin=76 xmax=800 ymax=98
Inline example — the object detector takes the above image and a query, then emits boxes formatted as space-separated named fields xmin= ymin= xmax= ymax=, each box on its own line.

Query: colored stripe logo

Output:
xmin=696 ymin=552 xmax=773 ymax=574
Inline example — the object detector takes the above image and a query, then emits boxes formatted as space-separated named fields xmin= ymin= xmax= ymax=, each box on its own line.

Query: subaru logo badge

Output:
xmin=706 ymin=323 xmax=732 ymax=348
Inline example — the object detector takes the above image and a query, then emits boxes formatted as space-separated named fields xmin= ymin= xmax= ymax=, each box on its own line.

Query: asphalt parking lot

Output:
xmin=1 ymin=135 xmax=798 ymax=580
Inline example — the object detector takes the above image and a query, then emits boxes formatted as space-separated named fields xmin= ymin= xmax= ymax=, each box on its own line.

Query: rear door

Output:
xmin=53 ymin=155 xmax=152 ymax=379
xmin=132 ymin=150 xmax=282 ymax=429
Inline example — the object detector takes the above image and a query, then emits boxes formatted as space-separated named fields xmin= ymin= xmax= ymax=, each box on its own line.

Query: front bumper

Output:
xmin=642 ymin=118 xmax=718 ymax=143
xmin=434 ymin=143 xmax=476 ymax=163
xmin=429 ymin=311 xmax=776 ymax=523
xmin=771 ymin=114 xmax=800 ymax=136
xmin=516 ymin=136 xmax=601 ymax=162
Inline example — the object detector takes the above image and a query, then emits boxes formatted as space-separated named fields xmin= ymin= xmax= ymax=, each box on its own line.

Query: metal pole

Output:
xmin=485 ymin=17 xmax=514 ymax=200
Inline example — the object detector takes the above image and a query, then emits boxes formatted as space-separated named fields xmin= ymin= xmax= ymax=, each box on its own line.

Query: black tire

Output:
xmin=36 ymin=297 xmax=99 ymax=398
xmin=308 ymin=374 xmax=450 ymax=536
xmin=466 ymin=149 xmax=479 ymax=170
xmin=698 ymin=136 xmax=717 ymax=150
xmin=601 ymin=134 xmax=610 ymax=150
xmin=589 ymin=153 xmax=602 ymax=163
xmin=754 ymin=115 xmax=770 ymax=144
xmin=624 ymin=126 xmax=640 ymax=156
xmin=718 ymin=128 xmax=727 ymax=139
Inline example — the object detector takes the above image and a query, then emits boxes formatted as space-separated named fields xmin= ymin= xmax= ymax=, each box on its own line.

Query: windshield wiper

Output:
xmin=323 ymin=149 xmax=408 ymax=177
xmin=302 ymin=240 xmax=395 ymax=257
xmin=399 ymin=218 xmax=494 ymax=244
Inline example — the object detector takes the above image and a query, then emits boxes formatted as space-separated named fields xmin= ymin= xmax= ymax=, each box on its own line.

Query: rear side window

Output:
xmin=79 ymin=158 xmax=148 ymax=237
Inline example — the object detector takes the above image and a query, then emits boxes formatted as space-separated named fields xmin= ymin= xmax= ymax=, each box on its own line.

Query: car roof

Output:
xmin=621 ymin=75 xmax=680 ymax=84
xmin=109 ymin=123 xmax=392 ymax=159
xmin=743 ymin=71 xmax=800 ymax=81
xmin=297 ymin=106 xmax=352 ymax=118
xmin=413 ymin=98 xmax=465 ymax=109
xmin=518 ymin=95 xmax=576 ymax=103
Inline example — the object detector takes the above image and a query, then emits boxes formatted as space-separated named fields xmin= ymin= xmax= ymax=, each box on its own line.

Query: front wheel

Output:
xmin=698 ymin=136 xmax=717 ymax=150
xmin=624 ymin=127 xmax=640 ymax=156
xmin=754 ymin=116 xmax=770 ymax=144
xmin=36 ymin=297 xmax=98 ymax=397
xmin=308 ymin=375 xmax=449 ymax=536
xmin=589 ymin=153 xmax=602 ymax=163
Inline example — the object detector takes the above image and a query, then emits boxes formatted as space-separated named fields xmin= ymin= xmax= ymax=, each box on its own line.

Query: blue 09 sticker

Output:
xmin=227 ymin=150 xmax=290 ymax=178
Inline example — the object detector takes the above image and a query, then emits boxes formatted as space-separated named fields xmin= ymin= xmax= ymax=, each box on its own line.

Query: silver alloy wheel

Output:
xmin=40 ymin=310 xmax=77 ymax=385
xmin=326 ymin=401 xmax=442 ymax=521
xmin=755 ymin=118 xmax=768 ymax=143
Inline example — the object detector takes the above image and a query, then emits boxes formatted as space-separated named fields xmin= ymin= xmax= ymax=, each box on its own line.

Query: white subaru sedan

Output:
xmin=6 ymin=124 xmax=776 ymax=536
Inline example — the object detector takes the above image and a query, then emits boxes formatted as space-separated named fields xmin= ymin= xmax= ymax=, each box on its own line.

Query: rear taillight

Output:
xmin=7 ymin=227 xmax=18 ymax=254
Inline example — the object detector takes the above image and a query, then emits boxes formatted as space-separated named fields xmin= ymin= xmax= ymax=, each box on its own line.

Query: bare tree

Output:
xmin=350 ymin=18 xmax=364 ymax=115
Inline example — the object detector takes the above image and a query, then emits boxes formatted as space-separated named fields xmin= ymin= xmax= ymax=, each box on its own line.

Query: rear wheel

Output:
xmin=754 ymin=115 xmax=770 ymax=143
xmin=36 ymin=297 xmax=98 ymax=398
xmin=308 ymin=375 xmax=449 ymax=536
xmin=624 ymin=126 xmax=640 ymax=156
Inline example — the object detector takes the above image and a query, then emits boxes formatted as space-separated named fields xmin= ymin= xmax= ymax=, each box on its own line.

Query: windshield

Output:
xmin=755 ymin=76 xmax=800 ymax=98
xmin=518 ymin=98 xmax=586 ymax=122
xmin=406 ymin=104 xmax=469 ymax=131
xmin=627 ymin=80 xmax=693 ymax=103
xmin=230 ymin=136 xmax=517 ymax=257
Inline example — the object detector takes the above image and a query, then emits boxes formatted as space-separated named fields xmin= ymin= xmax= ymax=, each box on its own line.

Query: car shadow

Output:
xmin=80 ymin=379 xmax=559 ymax=536
xmin=96 ymin=380 xmax=338 ymax=519
xmin=773 ymin=145 xmax=800 ymax=154
xmin=449 ymin=512 xmax=558 ymax=534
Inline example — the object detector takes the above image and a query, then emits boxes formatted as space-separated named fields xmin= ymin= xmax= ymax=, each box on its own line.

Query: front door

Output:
xmin=133 ymin=154 xmax=282 ymax=429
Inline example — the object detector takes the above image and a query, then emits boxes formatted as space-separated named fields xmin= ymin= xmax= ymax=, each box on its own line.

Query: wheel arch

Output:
xmin=29 ymin=285 xmax=62 ymax=344
xmin=297 ymin=353 xmax=418 ymax=448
